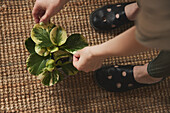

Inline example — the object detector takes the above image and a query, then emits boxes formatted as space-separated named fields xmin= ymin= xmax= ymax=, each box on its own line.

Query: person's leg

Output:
xmin=125 ymin=2 xmax=139 ymax=21
xmin=148 ymin=50 xmax=170 ymax=78
xmin=134 ymin=50 xmax=170 ymax=84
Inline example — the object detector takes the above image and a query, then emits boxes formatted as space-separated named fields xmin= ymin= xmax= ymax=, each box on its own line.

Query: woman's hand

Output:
xmin=32 ymin=0 xmax=69 ymax=23
xmin=72 ymin=26 xmax=149 ymax=73
xmin=73 ymin=46 xmax=105 ymax=73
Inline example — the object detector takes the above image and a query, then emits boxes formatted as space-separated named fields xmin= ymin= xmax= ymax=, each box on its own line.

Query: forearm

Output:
xmin=92 ymin=26 xmax=149 ymax=58
xmin=63 ymin=0 xmax=70 ymax=4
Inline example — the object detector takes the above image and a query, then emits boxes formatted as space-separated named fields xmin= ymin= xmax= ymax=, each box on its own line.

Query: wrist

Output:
xmin=90 ymin=45 xmax=109 ymax=60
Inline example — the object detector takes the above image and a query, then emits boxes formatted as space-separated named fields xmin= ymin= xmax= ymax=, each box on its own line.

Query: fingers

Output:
xmin=73 ymin=55 xmax=79 ymax=62
xmin=40 ymin=6 xmax=56 ymax=24
xmin=32 ymin=0 xmax=63 ymax=24
xmin=73 ymin=51 xmax=102 ymax=72
xmin=32 ymin=3 xmax=53 ymax=24
xmin=73 ymin=51 xmax=93 ymax=72
xmin=73 ymin=51 xmax=80 ymax=68
xmin=32 ymin=4 xmax=41 ymax=23
xmin=74 ymin=51 xmax=80 ymax=60
xmin=39 ymin=11 xmax=50 ymax=24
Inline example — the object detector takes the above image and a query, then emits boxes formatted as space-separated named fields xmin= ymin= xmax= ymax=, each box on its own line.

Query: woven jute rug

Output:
xmin=0 ymin=0 xmax=169 ymax=112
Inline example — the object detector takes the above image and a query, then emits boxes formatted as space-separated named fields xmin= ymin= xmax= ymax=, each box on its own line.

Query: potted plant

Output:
xmin=25 ymin=23 xmax=88 ymax=86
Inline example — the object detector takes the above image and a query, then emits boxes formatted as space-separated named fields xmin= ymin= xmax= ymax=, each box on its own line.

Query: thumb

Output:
xmin=40 ymin=10 xmax=52 ymax=24
xmin=74 ymin=51 xmax=80 ymax=58
xmin=73 ymin=51 xmax=80 ymax=62
xmin=73 ymin=51 xmax=80 ymax=67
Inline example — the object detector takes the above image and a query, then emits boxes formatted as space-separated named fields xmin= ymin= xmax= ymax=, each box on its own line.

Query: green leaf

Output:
xmin=50 ymin=26 xmax=67 ymax=46
xmin=35 ymin=45 xmax=50 ymax=56
xmin=47 ymin=46 xmax=59 ymax=53
xmin=31 ymin=24 xmax=55 ymax=47
xmin=25 ymin=37 xmax=35 ymax=54
xmin=40 ymin=22 xmax=44 ymax=26
xmin=61 ymin=34 xmax=88 ymax=54
xmin=26 ymin=23 xmax=87 ymax=86
xmin=37 ymin=69 xmax=61 ymax=86
xmin=61 ymin=63 xmax=78 ymax=75
xmin=46 ymin=59 xmax=55 ymax=72
xmin=26 ymin=53 xmax=50 ymax=75
xmin=53 ymin=50 xmax=72 ymax=62
xmin=56 ymin=58 xmax=71 ymax=68
xmin=42 ymin=23 xmax=56 ymax=33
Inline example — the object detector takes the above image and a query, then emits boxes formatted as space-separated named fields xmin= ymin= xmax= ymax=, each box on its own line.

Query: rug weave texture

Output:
xmin=0 ymin=0 xmax=170 ymax=112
